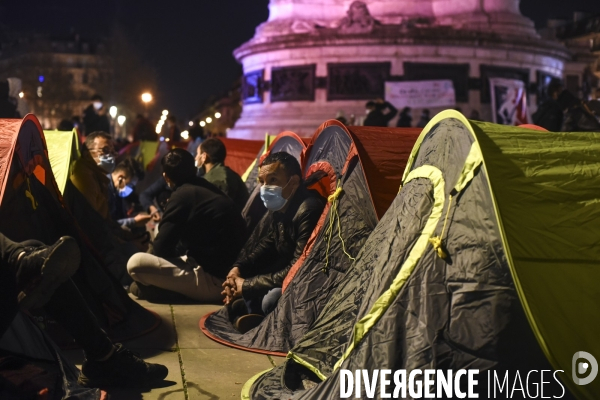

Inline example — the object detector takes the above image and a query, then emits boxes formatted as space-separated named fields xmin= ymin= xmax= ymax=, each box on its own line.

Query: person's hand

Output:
xmin=221 ymin=284 xmax=234 ymax=305
xmin=232 ymin=277 xmax=244 ymax=299
xmin=134 ymin=213 xmax=152 ymax=226
xmin=149 ymin=206 xmax=161 ymax=222
xmin=227 ymin=266 xmax=241 ymax=281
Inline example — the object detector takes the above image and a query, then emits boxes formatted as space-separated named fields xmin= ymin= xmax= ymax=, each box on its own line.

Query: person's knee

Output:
xmin=261 ymin=288 xmax=282 ymax=315
xmin=126 ymin=253 xmax=147 ymax=276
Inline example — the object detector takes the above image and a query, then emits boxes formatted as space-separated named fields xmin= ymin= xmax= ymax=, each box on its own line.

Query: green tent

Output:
xmin=246 ymin=110 xmax=600 ymax=399
xmin=44 ymin=130 xmax=80 ymax=194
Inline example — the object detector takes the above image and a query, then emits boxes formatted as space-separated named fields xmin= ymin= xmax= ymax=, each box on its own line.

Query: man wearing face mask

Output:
xmin=82 ymin=94 xmax=110 ymax=135
xmin=222 ymin=152 xmax=326 ymax=330
xmin=107 ymin=160 xmax=152 ymax=229
xmin=70 ymin=131 xmax=116 ymax=220
xmin=127 ymin=149 xmax=247 ymax=302
xmin=196 ymin=138 xmax=249 ymax=212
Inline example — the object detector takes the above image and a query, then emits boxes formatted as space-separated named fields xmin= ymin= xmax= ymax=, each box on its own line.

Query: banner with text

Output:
xmin=489 ymin=77 xmax=530 ymax=125
xmin=385 ymin=80 xmax=456 ymax=109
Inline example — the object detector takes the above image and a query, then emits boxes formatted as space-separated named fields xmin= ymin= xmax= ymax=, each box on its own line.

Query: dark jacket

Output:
xmin=139 ymin=178 xmax=171 ymax=212
xmin=364 ymin=101 xmax=398 ymax=127
xmin=204 ymin=163 xmax=249 ymax=212
xmin=153 ymin=177 xmax=247 ymax=280
xmin=532 ymin=99 xmax=563 ymax=132
xmin=237 ymin=186 xmax=326 ymax=299
xmin=83 ymin=104 xmax=110 ymax=134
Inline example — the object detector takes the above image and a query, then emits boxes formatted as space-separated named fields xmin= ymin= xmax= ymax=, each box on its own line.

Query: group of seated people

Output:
xmin=1 ymin=128 xmax=327 ymax=390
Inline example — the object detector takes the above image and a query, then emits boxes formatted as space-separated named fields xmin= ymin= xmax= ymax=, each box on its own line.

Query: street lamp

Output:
xmin=141 ymin=92 xmax=153 ymax=117
xmin=117 ymin=115 xmax=126 ymax=126
xmin=109 ymin=106 xmax=117 ymax=119
xmin=200 ymin=121 xmax=206 ymax=127
xmin=206 ymin=117 xmax=212 ymax=124
xmin=215 ymin=112 xmax=221 ymax=119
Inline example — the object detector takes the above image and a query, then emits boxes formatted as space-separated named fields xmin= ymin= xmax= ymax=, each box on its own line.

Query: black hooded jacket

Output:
xmin=237 ymin=185 xmax=326 ymax=299
xmin=153 ymin=177 xmax=247 ymax=280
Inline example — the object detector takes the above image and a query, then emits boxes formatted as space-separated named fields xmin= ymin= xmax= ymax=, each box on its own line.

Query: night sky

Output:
xmin=1 ymin=0 xmax=599 ymax=120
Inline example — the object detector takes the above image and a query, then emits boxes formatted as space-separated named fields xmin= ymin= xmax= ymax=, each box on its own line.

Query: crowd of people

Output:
xmin=0 ymin=93 xmax=329 ymax=389
xmin=1 ymin=76 xmax=599 ymax=393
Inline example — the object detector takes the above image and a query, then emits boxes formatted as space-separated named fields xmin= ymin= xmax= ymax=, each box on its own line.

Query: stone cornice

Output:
xmin=233 ymin=26 xmax=570 ymax=63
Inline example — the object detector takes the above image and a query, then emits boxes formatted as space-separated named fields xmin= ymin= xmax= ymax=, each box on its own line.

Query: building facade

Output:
xmin=229 ymin=0 xmax=570 ymax=139
xmin=0 ymin=32 xmax=112 ymax=129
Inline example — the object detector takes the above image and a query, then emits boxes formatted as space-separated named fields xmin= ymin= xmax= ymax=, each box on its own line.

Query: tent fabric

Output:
xmin=44 ymin=130 xmax=80 ymax=194
xmin=0 ymin=115 xmax=161 ymax=348
xmin=247 ymin=110 xmax=597 ymax=399
xmin=220 ymin=137 xmax=264 ymax=177
xmin=201 ymin=121 xmax=420 ymax=357
xmin=0 ymin=312 xmax=103 ymax=400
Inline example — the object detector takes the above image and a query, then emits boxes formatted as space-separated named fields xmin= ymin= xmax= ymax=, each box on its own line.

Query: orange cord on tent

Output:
xmin=322 ymin=183 xmax=356 ymax=273
xmin=428 ymin=194 xmax=453 ymax=259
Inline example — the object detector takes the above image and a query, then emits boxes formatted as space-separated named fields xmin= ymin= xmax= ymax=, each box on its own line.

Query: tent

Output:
xmin=0 ymin=313 xmax=104 ymax=399
xmin=44 ymin=129 xmax=80 ymax=194
xmin=0 ymin=115 xmax=160 ymax=348
xmin=246 ymin=110 xmax=599 ymax=399
xmin=220 ymin=137 xmax=265 ymax=178
xmin=201 ymin=121 xmax=421 ymax=356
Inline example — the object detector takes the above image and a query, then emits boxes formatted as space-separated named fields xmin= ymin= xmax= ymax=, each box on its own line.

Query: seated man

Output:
xmin=222 ymin=152 xmax=326 ymax=329
xmin=70 ymin=131 xmax=146 ymax=284
xmin=127 ymin=148 xmax=247 ymax=303
xmin=196 ymin=138 xmax=249 ymax=211
xmin=0 ymin=231 xmax=168 ymax=388
xmin=70 ymin=131 xmax=115 ymax=221
xmin=108 ymin=160 xmax=152 ymax=230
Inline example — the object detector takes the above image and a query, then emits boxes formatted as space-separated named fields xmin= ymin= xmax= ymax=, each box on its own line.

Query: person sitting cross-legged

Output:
xmin=127 ymin=148 xmax=247 ymax=303
xmin=221 ymin=152 xmax=326 ymax=333
xmin=0 ymin=231 xmax=168 ymax=388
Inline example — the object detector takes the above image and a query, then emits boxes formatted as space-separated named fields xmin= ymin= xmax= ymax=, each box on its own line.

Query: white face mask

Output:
xmin=259 ymin=178 xmax=292 ymax=212
xmin=93 ymin=101 xmax=103 ymax=110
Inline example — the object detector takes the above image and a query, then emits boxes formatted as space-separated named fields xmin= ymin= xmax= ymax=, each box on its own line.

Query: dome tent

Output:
xmin=246 ymin=110 xmax=599 ymax=399
xmin=0 ymin=115 xmax=160 ymax=347
xmin=201 ymin=121 xmax=420 ymax=356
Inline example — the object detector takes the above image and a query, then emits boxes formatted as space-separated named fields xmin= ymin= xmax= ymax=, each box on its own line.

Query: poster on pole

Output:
xmin=489 ymin=77 xmax=530 ymax=125
xmin=385 ymin=80 xmax=456 ymax=109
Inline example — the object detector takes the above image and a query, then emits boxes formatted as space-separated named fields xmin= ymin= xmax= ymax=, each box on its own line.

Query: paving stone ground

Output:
xmin=63 ymin=296 xmax=282 ymax=400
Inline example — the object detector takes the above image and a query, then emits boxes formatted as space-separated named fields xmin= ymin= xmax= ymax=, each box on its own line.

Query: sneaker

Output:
xmin=235 ymin=314 xmax=264 ymax=334
xmin=78 ymin=343 xmax=168 ymax=388
xmin=17 ymin=236 xmax=80 ymax=310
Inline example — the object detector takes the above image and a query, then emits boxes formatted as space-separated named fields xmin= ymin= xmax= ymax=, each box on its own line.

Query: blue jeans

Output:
xmin=261 ymin=288 xmax=282 ymax=315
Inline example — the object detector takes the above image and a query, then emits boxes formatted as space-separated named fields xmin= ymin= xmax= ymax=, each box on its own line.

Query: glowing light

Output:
xmin=156 ymin=127 xmax=162 ymax=134
xmin=165 ymin=138 xmax=170 ymax=142
xmin=206 ymin=117 xmax=212 ymax=123
xmin=160 ymin=115 xmax=167 ymax=121
xmin=109 ymin=106 xmax=118 ymax=119
xmin=181 ymin=130 xmax=189 ymax=140
xmin=117 ymin=115 xmax=126 ymax=126
xmin=18 ymin=91 xmax=24 ymax=98
xmin=38 ymin=75 xmax=44 ymax=83
xmin=141 ymin=92 xmax=153 ymax=103
xmin=159 ymin=136 xmax=165 ymax=141
xmin=188 ymin=121 xmax=193 ymax=126
xmin=199 ymin=121 xmax=206 ymax=127
xmin=162 ymin=109 xmax=169 ymax=115
xmin=214 ymin=112 xmax=221 ymax=119
xmin=37 ymin=86 xmax=43 ymax=98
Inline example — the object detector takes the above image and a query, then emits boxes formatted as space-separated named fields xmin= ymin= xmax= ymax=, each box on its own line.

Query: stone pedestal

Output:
xmin=230 ymin=0 xmax=569 ymax=139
